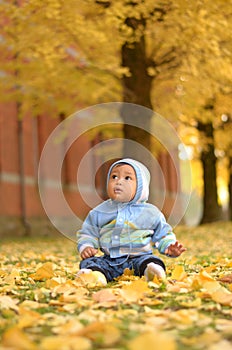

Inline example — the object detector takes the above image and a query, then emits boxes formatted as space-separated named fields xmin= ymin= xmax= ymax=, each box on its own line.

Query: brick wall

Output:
xmin=0 ymin=102 xmax=93 ymax=223
xmin=0 ymin=101 xmax=182 ymax=233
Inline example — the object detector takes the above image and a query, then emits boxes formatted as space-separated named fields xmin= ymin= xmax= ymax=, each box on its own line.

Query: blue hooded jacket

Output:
xmin=77 ymin=158 xmax=176 ymax=258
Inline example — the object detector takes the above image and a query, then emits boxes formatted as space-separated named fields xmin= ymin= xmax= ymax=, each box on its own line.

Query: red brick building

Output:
xmin=0 ymin=102 xmax=95 ymax=234
xmin=0 ymin=101 xmax=182 ymax=236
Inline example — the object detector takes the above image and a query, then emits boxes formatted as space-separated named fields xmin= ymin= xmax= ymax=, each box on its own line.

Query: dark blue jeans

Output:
xmin=79 ymin=253 xmax=166 ymax=282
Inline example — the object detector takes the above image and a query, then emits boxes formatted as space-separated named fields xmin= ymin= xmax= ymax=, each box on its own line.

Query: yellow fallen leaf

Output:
xmin=52 ymin=319 xmax=84 ymax=335
xmin=116 ymin=273 xmax=138 ymax=282
xmin=59 ymin=297 xmax=93 ymax=309
xmin=139 ymin=298 xmax=163 ymax=306
xmin=179 ymin=297 xmax=201 ymax=308
xmin=191 ymin=277 xmax=202 ymax=291
xmin=205 ymin=265 xmax=217 ymax=273
xmin=59 ymin=289 xmax=90 ymax=303
xmin=92 ymin=289 xmax=118 ymax=303
xmin=215 ymin=319 xmax=232 ymax=333
xmin=30 ymin=262 xmax=55 ymax=281
xmin=62 ymin=303 xmax=80 ymax=312
xmin=18 ymin=308 xmax=42 ymax=329
xmin=202 ymin=281 xmax=221 ymax=293
xmin=0 ymin=269 xmax=7 ymax=277
xmin=199 ymin=270 xmax=215 ymax=282
xmin=192 ymin=270 xmax=222 ymax=293
xmin=53 ymin=281 xmax=83 ymax=295
xmin=180 ymin=337 xmax=198 ymax=346
xmin=77 ymin=309 xmax=108 ymax=323
xmin=113 ymin=308 xmax=138 ymax=320
xmin=123 ymin=268 xmax=134 ymax=275
xmin=45 ymin=278 xmax=60 ymax=288
xmin=1 ymin=327 xmax=37 ymax=350
xmin=0 ymin=295 xmax=19 ymax=311
xmin=77 ymin=322 xmax=121 ymax=347
xmin=120 ymin=280 xmax=151 ymax=303
xmin=33 ymin=287 xmax=50 ymax=302
xmin=167 ymin=281 xmax=190 ymax=293
xmin=3 ymin=268 xmax=20 ymax=286
xmin=40 ymin=335 xmax=91 ymax=350
xmin=128 ymin=331 xmax=176 ymax=350
xmin=58 ymin=294 xmax=78 ymax=303
xmin=170 ymin=265 xmax=187 ymax=281
xmin=150 ymin=274 xmax=163 ymax=285
xmin=170 ymin=309 xmax=198 ymax=325
xmin=211 ymin=287 xmax=232 ymax=306
xmin=208 ymin=340 xmax=232 ymax=350
xmin=20 ymin=300 xmax=48 ymax=309
xmin=197 ymin=328 xmax=221 ymax=346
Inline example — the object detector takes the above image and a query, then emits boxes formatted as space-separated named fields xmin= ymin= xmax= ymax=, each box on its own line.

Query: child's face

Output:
xmin=107 ymin=164 xmax=137 ymax=202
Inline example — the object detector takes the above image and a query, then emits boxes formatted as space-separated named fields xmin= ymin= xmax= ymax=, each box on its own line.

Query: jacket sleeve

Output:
xmin=152 ymin=212 xmax=177 ymax=255
xmin=76 ymin=210 xmax=100 ymax=253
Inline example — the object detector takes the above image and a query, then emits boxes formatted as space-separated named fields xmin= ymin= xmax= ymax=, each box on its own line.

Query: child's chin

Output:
xmin=113 ymin=195 xmax=129 ymax=203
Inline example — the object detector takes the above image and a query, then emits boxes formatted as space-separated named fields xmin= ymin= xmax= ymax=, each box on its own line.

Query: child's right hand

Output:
xmin=81 ymin=247 xmax=98 ymax=259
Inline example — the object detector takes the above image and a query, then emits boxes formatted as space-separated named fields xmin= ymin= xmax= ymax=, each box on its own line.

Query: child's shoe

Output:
xmin=144 ymin=262 xmax=166 ymax=281
xmin=76 ymin=268 xmax=107 ymax=287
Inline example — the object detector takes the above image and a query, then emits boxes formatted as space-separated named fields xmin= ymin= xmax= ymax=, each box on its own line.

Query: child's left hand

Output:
xmin=165 ymin=241 xmax=186 ymax=257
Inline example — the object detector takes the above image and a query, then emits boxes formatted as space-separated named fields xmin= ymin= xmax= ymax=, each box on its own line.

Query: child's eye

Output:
xmin=112 ymin=175 xmax=118 ymax=179
xmin=125 ymin=176 xmax=132 ymax=180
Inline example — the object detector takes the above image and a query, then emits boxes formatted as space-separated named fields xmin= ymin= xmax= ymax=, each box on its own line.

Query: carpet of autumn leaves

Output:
xmin=0 ymin=222 xmax=232 ymax=350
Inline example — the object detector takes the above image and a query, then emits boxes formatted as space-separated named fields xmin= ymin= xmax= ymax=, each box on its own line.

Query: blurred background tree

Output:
xmin=0 ymin=0 xmax=232 ymax=224
xmin=173 ymin=1 xmax=232 ymax=222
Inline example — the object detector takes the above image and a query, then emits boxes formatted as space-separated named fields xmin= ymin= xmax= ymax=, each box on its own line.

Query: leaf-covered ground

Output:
xmin=0 ymin=222 xmax=232 ymax=350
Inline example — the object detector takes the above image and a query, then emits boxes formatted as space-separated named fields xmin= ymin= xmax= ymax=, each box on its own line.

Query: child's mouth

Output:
xmin=114 ymin=187 xmax=123 ymax=194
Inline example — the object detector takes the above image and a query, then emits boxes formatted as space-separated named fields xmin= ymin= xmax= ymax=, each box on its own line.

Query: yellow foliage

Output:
xmin=211 ymin=288 xmax=232 ymax=306
xmin=40 ymin=335 xmax=91 ymax=350
xmin=17 ymin=308 xmax=42 ymax=329
xmin=77 ymin=321 xmax=121 ymax=347
xmin=0 ymin=295 xmax=19 ymax=312
xmin=92 ymin=288 xmax=118 ymax=303
xmin=128 ymin=331 xmax=176 ymax=350
xmin=30 ymin=262 xmax=55 ymax=281
xmin=119 ymin=279 xmax=152 ymax=303
xmin=2 ymin=327 xmax=37 ymax=350
xmin=0 ymin=223 xmax=232 ymax=349
xmin=170 ymin=265 xmax=187 ymax=281
xmin=1 ymin=0 xmax=231 ymax=121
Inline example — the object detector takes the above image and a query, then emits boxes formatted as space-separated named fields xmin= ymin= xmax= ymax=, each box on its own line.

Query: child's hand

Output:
xmin=81 ymin=247 xmax=98 ymax=259
xmin=165 ymin=241 xmax=186 ymax=257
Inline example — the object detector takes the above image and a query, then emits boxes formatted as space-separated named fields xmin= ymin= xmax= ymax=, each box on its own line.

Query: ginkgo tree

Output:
xmin=1 ymin=0 xmax=232 ymax=223
xmin=104 ymin=0 xmax=232 ymax=223
xmin=0 ymin=0 xmax=123 ymax=117
xmin=0 ymin=0 xmax=186 ymax=141
xmin=172 ymin=0 xmax=232 ymax=223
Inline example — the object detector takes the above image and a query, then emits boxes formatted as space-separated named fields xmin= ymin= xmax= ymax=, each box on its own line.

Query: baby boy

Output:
xmin=77 ymin=158 xmax=186 ymax=285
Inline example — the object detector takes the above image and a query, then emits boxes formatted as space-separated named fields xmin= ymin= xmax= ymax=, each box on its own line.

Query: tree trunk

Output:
xmin=120 ymin=18 xmax=153 ymax=164
xmin=17 ymin=112 xmax=31 ymax=236
xmin=197 ymin=121 xmax=223 ymax=224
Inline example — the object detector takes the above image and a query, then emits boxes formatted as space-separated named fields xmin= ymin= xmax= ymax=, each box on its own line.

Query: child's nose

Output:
xmin=116 ymin=177 xmax=123 ymax=184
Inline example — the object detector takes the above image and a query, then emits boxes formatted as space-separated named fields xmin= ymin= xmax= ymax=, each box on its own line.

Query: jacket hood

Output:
xmin=107 ymin=158 xmax=150 ymax=203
